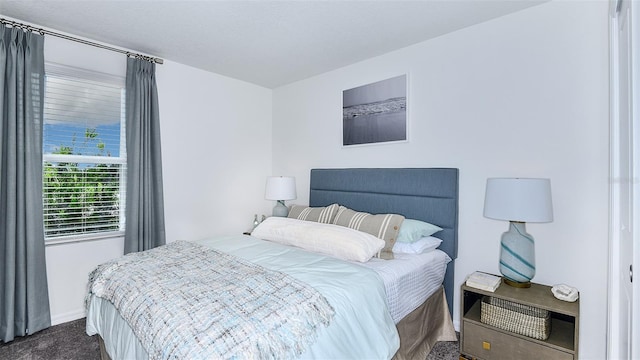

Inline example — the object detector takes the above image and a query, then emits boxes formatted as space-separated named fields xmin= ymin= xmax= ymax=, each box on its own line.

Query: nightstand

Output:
xmin=460 ymin=280 xmax=579 ymax=360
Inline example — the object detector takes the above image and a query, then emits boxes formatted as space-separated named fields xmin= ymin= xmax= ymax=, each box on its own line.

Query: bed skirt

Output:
xmin=96 ymin=286 xmax=455 ymax=360
xmin=98 ymin=336 xmax=110 ymax=360
xmin=393 ymin=286 xmax=457 ymax=360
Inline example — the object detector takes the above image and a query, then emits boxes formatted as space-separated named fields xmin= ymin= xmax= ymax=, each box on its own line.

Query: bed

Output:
xmin=86 ymin=167 xmax=459 ymax=359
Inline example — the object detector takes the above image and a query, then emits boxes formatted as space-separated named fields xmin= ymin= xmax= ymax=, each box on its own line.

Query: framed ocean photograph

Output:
xmin=342 ymin=74 xmax=407 ymax=146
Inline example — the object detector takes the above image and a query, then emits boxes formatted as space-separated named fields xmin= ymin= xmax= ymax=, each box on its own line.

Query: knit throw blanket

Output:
xmin=86 ymin=241 xmax=334 ymax=359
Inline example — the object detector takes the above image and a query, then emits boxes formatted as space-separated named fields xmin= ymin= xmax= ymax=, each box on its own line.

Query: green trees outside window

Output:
xmin=43 ymin=128 xmax=123 ymax=238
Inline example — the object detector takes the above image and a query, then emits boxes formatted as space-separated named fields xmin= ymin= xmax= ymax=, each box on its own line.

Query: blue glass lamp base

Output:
xmin=272 ymin=200 xmax=289 ymax=217
xmin=499 ymin=221 xmax=535 ymax=287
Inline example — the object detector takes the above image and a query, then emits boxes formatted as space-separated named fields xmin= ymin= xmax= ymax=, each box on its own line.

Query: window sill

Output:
xmin=45 ymin=231 xmax=125 ymax=246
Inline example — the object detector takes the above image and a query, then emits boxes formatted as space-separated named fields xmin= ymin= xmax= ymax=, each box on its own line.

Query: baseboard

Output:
xmin=51 ymin=308 xmax=85 ymax=326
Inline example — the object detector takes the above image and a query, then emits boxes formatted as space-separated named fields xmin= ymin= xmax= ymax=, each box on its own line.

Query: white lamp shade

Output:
xmin=483 ymin=178 xmax=553 ymax=223
xmin=265 ymin=176 xmax=297 ymax=201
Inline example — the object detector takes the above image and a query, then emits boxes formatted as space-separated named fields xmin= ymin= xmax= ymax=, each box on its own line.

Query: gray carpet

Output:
xmin=0 ymin=319 xmax=100 ymax=360
xmin=0 ymin=318 xmax=459 ymax=359
xmin=427 ymin=334 xmax=460 ymax=360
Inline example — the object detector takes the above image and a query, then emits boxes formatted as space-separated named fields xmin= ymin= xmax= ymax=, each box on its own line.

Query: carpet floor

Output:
xmin=0 ymin=318 xmax=460 ymax=360
xmin=0 ymin=319 xmax=99 ymax=360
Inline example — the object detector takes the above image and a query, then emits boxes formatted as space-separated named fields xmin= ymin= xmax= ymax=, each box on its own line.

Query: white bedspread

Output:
xmin=87 ymin=235 xmax=400 ymax=359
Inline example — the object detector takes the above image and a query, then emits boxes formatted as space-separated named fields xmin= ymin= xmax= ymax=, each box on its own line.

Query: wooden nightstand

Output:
xmin=460 ymin=280 xmax=579 ymax=360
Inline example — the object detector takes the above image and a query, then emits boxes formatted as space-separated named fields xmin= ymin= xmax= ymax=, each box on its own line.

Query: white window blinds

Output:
xmin=43 ymin=63 xmax=127 ymax=241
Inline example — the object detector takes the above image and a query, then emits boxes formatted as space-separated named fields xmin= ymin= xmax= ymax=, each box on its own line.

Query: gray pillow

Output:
xmin=332 ymin=205 xmax=405 ymax=259
xmin=288 ymin=203 xmax=339 ymax=224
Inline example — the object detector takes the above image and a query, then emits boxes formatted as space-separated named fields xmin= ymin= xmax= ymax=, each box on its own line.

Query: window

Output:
xmin=42 ymin=64 xmax=126 ymax=242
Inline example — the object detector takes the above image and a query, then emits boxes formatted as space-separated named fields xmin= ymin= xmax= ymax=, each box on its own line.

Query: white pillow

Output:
xmin=392 ymin=236 xmax=442 ymax=254
xmin=251 ymin=217 xmax=385 ymax=262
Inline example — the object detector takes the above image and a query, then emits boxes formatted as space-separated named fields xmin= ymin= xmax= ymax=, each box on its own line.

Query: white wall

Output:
xmin=42 ymin=35 xmax=273 ymax=324
xmin=272 ymin=1 xmax=609 ymax=358
xmin=156 ymin=61 xmax=273 ymax=242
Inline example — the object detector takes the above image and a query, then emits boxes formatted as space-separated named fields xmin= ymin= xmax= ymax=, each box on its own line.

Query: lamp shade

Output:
xmin=265 ymin=176 xmax=297 ymax=201
xmin=483 ymin=178 xmax=553 ymax=223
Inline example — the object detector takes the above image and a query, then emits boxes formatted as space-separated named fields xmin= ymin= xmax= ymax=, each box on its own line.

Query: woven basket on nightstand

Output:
xmin=480 ymin=296 xmax=551 ymax=340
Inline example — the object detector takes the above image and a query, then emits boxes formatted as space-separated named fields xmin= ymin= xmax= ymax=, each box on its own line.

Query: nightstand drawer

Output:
xmin=462 ymin=322 xmax=573 ymax=360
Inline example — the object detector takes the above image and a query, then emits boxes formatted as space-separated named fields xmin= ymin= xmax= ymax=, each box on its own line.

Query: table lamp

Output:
xmin=483 ymin=178 xmax=553 ymax=288
xmin=265 ymin=176 xmax=297 ymax=217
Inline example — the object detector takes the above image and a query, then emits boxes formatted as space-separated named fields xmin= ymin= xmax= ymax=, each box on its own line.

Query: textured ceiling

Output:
xmin=0 ymin=1 xmax=545 ymax=88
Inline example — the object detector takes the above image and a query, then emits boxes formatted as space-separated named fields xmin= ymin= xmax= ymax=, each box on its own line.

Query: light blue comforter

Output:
xmin=86 ymin=235 xmax=400 ymax=359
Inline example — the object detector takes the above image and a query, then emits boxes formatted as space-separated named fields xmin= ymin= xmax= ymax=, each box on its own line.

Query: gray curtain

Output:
xmin=124 ymin=57 xmax=166 ymax=254
xmin=0 ymin=24 xmax=51 ymax=342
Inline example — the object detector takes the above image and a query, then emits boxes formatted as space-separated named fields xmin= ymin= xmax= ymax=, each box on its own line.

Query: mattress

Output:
xmin=358 ymin=250 xmax=451 ymax=323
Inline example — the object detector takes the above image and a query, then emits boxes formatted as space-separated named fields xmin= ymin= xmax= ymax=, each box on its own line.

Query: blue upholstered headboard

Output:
xmin=309 ymin=168 xmax=459 ymax=315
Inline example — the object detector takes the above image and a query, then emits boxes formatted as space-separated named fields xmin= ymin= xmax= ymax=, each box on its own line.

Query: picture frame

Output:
xmin=342 ymin=74 xmax=407 ymax=146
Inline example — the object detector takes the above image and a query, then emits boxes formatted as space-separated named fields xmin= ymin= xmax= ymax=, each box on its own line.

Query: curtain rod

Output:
xmin=0 ymin=17 xmax=163 ymax=64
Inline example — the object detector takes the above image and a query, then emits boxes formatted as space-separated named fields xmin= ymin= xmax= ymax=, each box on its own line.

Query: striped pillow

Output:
xmin=332 ymin=206 xmax=405 ymax=259
xmin=288 ymin=203 xmax=339 ymax=224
